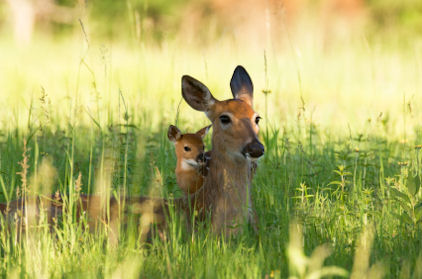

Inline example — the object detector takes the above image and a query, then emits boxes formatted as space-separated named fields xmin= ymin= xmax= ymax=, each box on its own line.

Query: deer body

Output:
xmin=0 ymin=194 xmax=167 ymax=242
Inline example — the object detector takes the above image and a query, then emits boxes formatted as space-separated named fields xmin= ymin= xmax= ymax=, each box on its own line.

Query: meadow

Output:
xmin=0 ymin=9 xmax=422 ymax=278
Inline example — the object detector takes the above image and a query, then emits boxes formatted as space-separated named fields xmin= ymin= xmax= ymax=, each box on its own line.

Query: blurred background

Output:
xmin=0 ymin=0 xmax=422 ymax=135
xmin=1 ymin=0 xmax=422 ymax=47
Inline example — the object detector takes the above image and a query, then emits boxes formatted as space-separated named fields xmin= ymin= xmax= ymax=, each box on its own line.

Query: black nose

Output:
xmin=242 ymin=139 xmax=265 ymax=158
xmin=196 ymin=152 xmax=206 ymax=163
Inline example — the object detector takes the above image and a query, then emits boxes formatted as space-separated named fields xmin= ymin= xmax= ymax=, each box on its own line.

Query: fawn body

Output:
xmin=182 ymin=65 xmax=264 ymax=236
xmin=0 ymin=194 xmax=167 ymax=242
xmin=168 ymin=125 xmax=210 ymax=195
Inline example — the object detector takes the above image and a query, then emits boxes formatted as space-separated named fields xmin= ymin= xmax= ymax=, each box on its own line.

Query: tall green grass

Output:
xmin=0 ymin=30 xmax=421 ymax=278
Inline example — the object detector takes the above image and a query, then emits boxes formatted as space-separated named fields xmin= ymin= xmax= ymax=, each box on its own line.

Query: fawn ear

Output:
xmin=230 ymin=65 xmax=253 ymax=106
xmin=168 ymin=125 xmax=182 ymax=142
xmin=196 ymin=125 xmax=211 ymax=139
xmin=182 ymin=75 xmax=217 ymax=117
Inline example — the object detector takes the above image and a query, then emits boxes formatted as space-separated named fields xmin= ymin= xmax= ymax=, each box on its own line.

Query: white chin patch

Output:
xmin=181 ymin=159 xmax=198 ymax=170
xmin=245 ymin=153 xmax=262 ymax=162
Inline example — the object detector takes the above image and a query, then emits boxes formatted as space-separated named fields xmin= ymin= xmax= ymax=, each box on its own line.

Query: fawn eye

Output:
xmin=255 ymin=116 xmax=261 ymax=125
xmin=219 ymin=115 xmax=231 ymax=125
xmin=184 ymin=146 xmax=191 ymax=152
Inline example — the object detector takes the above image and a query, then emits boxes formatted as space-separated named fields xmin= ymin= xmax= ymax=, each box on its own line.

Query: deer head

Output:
xmin=181 ymin=65 xmax=264 ymax=163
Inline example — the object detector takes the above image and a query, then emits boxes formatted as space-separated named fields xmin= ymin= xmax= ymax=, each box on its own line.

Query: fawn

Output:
xmin=167 ymin=125 xmax=211 ymax=195
xmin=181 ymin=65 xmax=264 ymax=236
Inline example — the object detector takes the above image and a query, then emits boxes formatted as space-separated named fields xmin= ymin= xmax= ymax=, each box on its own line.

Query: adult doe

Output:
xmin=182 ymin=65 xmax=264 ymax=236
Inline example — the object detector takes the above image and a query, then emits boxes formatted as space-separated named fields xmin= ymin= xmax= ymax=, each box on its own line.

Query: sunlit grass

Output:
xmin=0 ymin=27 xmax=421 ymax=278
xmin=1 ymin=33 xmax=421 ymax=135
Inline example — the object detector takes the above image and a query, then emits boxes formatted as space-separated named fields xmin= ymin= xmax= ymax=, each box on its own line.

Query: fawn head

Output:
xmin=181 ymin=65 xmax=264 ymax=162
xmin=168 ymin=125 xmax=211 ymax=169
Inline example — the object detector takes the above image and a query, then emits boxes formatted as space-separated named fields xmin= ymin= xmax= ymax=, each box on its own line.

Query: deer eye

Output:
xmin=219 ymin=115 xmax=231 ymax=125
xmin=255 ymin=116 xmax=261 ymax=125
xmin=184 ymin=146 xmax=191 ymax=152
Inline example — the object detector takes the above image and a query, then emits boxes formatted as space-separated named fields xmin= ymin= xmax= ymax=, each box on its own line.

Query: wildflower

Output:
xmin=75 ymin=172 xmax=82 ymax=192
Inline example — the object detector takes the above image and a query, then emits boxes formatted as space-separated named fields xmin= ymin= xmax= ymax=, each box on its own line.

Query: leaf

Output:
xmin=407 ymin=174 xmax=421 ymax=196
xmin=390 ymin=188 xmax=411 ymax=204
xmin=401 ymin=212 xmax=413 ymax=225
xmin=396 ymin=198 xmax=412 ymax=214
xmin=333 ymin=170 xmax=342 ymax=176
xmin=308 ymin=266 xmax=349 ymax=279
xmin=328 ymin=181 xmax=342 ymax=186
xmin=415 ymin=202 xmax=422 ymax=222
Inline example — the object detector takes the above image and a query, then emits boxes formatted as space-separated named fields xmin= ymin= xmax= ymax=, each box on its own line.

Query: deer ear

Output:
xmin=182 ymin=75 xmax=217 ymax=116
xmin=167 ymin=125 xmax=182 ymax=142
xmin=196 ymin=125 xmax=211 ymax=139
xmin=230 ymin=65 xmax=253 ymax=106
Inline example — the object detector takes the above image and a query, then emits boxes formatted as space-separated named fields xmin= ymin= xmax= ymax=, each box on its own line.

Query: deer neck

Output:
xmin=175 ymin=160 xmax=203 ymax=193
xmin=201 ymin=146 xmax=253 ymax=234
xmin=203 ymin=136 xmax=253 ymax=212
xmin=208 ymin=151 xmax=250 ymax=192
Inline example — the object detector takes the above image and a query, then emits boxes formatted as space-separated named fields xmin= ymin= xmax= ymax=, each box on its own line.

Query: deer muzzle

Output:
xmin=241 ymin=139 xmax=265 ymax=159
xmin=196 ymin=153 xmax=206 ymax=163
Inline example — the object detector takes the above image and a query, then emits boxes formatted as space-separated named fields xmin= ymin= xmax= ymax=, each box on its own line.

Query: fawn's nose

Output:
xmin=242 ymin=139 xmax=265 ymax=159
xmin=196 ymin=152 xmax=206 ymax=163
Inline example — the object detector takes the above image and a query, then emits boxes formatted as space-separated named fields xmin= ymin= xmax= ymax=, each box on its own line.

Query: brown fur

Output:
xmin=0 ymin=194 xmax=168 ymax=242
xmin=168 ymin=125 xmax=210 ymax=195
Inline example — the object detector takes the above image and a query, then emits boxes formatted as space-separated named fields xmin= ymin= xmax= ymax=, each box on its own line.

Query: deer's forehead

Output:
xmin=213 ymin=99 xmax=255 ymax=118
xmin=179 ymin=134 xmax=203 ymax=146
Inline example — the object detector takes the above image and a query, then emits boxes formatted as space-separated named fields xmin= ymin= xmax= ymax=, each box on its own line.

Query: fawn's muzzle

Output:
xmin=196 ymin=151 xmax=211 ymax=163
xmin=196 ymin=153 xmax=206 ymax=163
xmin=241 ymin=139 xmax=265 ymax=159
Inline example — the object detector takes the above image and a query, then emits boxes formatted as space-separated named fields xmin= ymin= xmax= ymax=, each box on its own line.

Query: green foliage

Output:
xmin=87 ymin=0 xmax=191 ymax=40
xmin=389 ymin=172 xmax=422 ymax=227
xmin=367 ymin=0 xmax=422 ymax=43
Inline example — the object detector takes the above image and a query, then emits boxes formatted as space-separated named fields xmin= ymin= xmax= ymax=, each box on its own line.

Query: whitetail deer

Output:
xmin=181 ymin=65 xmax=264 ymax=236
xmin=167 ymin=125 xmax=211 ymax=195
xmin=0 ymin=66 xmax=263 ymax=239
